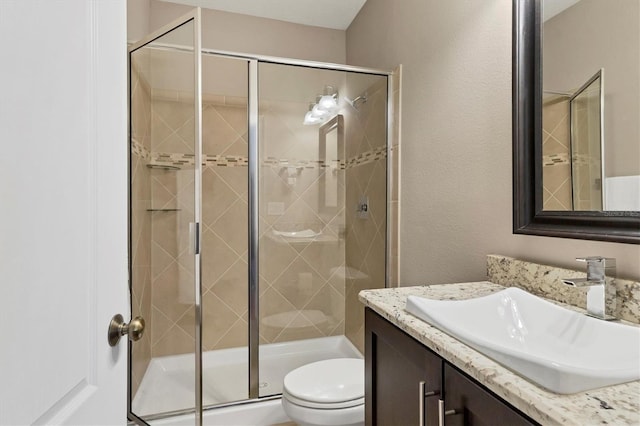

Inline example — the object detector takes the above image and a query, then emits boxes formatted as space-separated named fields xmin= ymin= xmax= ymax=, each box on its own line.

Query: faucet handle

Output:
xmin=574 ymin=257 xmax=616 ymax=281
xmin=575 ymin=257 xmax=616 ymax=266
xmin=576 ymin=256 xmax=604 ymax=263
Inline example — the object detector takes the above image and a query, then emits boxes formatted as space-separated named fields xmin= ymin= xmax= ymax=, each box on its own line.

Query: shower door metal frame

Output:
xmin=248 ymin=59 xmax=260 ymax=400
xmin=386 ymin=67 xmax=397 ymax=287
xmin=128 ymin=24 xmax=395 ymax=422
xmin=199 ymin=50 xmax=394 ymax=405
xmin=127 ymin=8 xmax=204 ymax=426
xmin=243 ymin=57 xmax=394 ymax=402
xmin=568 ymin=68 xmax=605 ymax=210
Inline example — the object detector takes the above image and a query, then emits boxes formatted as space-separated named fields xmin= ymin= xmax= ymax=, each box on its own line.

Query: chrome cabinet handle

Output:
xmin=108 ymin=314 xmax=145 ymax=346
xmin=419 ymin=381 xmax=440 ymax=426
xmin=438 ymin=399 xmax=460 ymax=426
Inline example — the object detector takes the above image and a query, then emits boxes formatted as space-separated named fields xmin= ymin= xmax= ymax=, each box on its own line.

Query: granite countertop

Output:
xmin=359 ymin=282 xmax=640 ymax=426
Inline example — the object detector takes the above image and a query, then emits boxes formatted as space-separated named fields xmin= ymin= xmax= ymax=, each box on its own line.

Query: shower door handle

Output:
xmin=108 ymin=314 xmax=145 ymax=347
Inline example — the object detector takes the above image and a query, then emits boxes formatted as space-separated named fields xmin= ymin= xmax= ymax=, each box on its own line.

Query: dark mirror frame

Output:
xmin=512 ymin=0 xmax=640 ymax=244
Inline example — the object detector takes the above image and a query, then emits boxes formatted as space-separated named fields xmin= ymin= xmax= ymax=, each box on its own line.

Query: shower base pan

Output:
xmin=132 ymin=335 xmax=361 ymax=423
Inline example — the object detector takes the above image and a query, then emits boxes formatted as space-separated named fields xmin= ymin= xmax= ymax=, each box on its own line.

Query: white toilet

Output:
xmin=281 ymin=358 xmax=364 ymax=426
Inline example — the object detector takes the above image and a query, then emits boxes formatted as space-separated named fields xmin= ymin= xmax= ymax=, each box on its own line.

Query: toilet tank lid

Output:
xmin=283 ymin=358 xmax=364 ymax=403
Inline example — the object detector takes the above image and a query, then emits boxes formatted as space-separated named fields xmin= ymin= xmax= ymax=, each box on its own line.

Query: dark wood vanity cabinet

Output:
xmin=442 ymin=363 xmax=535 ymax=426
xmin=365 ymin=307 xmax=442 ymax=425
xmin=365 ymin=308 xmax=537 ymax=426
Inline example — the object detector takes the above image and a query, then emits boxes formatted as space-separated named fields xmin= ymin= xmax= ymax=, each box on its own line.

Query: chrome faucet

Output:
xmin=562 ymin=257 xmax=617 ymax=320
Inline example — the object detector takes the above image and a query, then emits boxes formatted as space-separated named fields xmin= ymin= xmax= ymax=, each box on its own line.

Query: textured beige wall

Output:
xmin=127 ymin=0 xmax=150 ymax=44
xmin=346 ymin=0 xmax=640 ymax=282
xmin=544 ymin=0 xmax=640 ymax=178
xmin=146 ymin=0 xmax=346 ymax=64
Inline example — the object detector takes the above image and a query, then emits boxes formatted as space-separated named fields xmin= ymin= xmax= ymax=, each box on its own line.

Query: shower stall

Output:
xmin=128 ymin=9 xmax=395 ymax=425
xmin=542 ymin=69 xmax=604 ymax=211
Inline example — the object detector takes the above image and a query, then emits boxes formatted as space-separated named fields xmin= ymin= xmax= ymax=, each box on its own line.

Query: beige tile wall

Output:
xmin=258 ymin=100 xmax=346 ymax=344
xmin=149 ymin=96 xmax=249 ymax=357
xmin=135 ymin=76 xmax=395 ymax=360
xmin=542 ymin=96 xmax=572 ymax=210
xmin=200 ymin=100 xmax=250 ymax=351
xmin=147 ymin=94 xmax=349 ymax=355
xmin=130 ymin=59 xmax=153 ymax=396
xmin=571 ymin=93 xmax=603 ymax=211
xmin=542 ymin=93 xmax=603 ymax=211
xmin=344 ymin=78 xmax=389 ymax=353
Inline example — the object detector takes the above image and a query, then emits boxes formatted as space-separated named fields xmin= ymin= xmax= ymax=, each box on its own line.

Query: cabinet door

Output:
xmin=365 ymin=308 xmax=442 ymax=426
xmin=442 ymin=363 xmax=537 ymax=426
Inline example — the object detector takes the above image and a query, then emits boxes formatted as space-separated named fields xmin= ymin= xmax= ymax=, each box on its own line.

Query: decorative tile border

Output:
xmin=203 ymin=154 xmax=248 ymax=167
xmin=572 ymin=153 xmax=600 ymax=167
xmin=150 ymin=152 xmax=195 ymax=168
xmin=131 ymin=141 xmax=387 ymax=171
xmin=346 ymin=146 xmax=388 ymax=168
xmin=131 ymin=138 xmax=150 ymax=160
xmin=543 ymin=153 xmax=602 ymax=167
xmin=263 ymin=157 xmax=346 ymax=170
xmin=542 ymin=153 xmax=569 ymax=166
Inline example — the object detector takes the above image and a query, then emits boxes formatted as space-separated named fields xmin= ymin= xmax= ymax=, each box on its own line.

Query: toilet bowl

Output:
xmin=281 ymin=358 xmax=364 ymax=426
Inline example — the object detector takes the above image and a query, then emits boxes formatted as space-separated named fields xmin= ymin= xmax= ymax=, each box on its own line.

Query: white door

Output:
xmin=0 ymin=1 xmax=128 ymax=425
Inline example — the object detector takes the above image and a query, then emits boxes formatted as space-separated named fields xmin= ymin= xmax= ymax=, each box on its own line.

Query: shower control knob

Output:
xmin=107 ymin=314 xmax=145 ymax=347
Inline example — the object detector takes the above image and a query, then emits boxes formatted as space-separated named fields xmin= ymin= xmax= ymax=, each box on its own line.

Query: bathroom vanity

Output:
xmin=360 ymin=281 xmax=640 ymax=426
xmin=365 ymin=307 xmax=535 ymax=425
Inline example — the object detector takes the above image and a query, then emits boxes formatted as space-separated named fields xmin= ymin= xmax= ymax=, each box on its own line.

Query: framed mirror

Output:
xmin=318 ymin=114 xmax=344 ymax=214
xmin=513 ymin=0 xmax=640 ymax=243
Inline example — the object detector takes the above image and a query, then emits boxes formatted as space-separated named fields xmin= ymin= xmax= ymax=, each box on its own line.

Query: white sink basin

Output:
xmin=405 ymin=287 xmax=640 ymax=394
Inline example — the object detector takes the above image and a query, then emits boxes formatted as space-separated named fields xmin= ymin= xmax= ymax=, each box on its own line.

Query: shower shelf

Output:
xmin=146 ymin=208 xmax=181 ymax=212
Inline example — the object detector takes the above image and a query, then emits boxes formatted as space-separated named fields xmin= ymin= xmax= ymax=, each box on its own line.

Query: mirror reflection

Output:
xmin=542 ymin=0 xmax=640 ymax=211
xmin=319 ymin=115 xmax=343 ymax=214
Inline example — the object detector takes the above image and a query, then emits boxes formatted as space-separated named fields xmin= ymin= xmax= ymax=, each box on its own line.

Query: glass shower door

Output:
xmin=257 ymin=62 xmax=388 ymax=397
xmin=129 ymin=11 xmax=203 ymax=423
xmin=129 ymin=22 xmax=392 ymax=418
xmin=199 ymin=54 xmax=250 ymax=406
xmin=570 ymin=70 xmax=604 ymax=210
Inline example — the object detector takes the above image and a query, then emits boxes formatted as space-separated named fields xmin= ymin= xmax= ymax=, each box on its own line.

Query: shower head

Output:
xmin=346 ymin=94 xmax=368 ymax=110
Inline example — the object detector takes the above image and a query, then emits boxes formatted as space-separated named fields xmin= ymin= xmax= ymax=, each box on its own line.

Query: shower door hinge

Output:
xmin=190 ymin=222 xmax=200 ymax=255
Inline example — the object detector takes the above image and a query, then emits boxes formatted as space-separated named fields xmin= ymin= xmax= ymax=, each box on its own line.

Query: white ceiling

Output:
xmin=159 ymin=0 xmax=367 ymax=30
xmin=543 ymin=0 xmax=582 ymax=22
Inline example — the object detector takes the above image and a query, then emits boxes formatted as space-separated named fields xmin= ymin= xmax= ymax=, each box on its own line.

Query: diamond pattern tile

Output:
xmin=135 ymin=76 xmax=392 ymax=358
xmin=201 ymin=228 xmax=240 ymax=289
xmin=210 ymin=259 xmax=248 ymax=316
xmin=259 ymin=235 xmax=299 ymax=284
xmin=203 ymin=107 xmax=241 ymax=154
xmin=130 ymin=66 xmax=153 ymax=395
xmin=202 ymin=168 xmax=238 ymax=226
xmin=202 ymin=291 xmax=240 ymax=348
xmin=271 ymin=257 xmax=325 ymax=309
xmin=542 ymin=98 xmax=571 ymax=209
xmin=213 ymin=199 xmax=248 ymax=256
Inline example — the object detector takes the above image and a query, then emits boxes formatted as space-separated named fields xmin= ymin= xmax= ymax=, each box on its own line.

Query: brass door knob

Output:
xmin=108 ymin=314 xmax=145 ymax=347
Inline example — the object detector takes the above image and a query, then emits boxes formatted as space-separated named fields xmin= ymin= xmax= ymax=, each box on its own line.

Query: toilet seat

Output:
xmin=283 ymin=358 xmax=364 ymax=409
xmin=283 ymin=389 xmax=364 ymax=409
